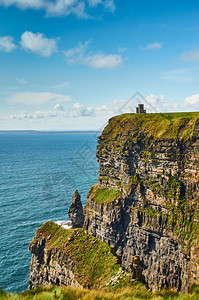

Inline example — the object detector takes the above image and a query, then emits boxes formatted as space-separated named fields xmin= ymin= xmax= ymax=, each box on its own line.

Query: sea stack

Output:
xmin=68 ymin=190 xmax=84 ymax=228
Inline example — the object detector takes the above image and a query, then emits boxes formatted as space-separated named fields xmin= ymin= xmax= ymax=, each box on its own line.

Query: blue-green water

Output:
xmin=0 ymin=132 xmax=98 ymax=293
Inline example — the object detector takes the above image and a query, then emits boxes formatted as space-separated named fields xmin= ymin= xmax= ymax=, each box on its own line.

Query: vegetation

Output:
xmin=88 ymin=184 xmax=122 ymax=204
xmin=158 ymin=175 xmax=198 ymax=243
xmin=1 ymin=284 xmax=199 ymax=300
xmin=100 ymin=112 xmax=199 ymax=144
xmin=132 ymin=172 xmax=199 ymax=244
xmin=1 ymin=221 xmax=198 ymax=299
xmin=30 ymin=221 xmax=129 ymax=289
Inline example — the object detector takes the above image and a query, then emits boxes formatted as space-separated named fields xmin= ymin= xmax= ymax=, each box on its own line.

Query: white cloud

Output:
xmin=71 ymin=103 xmax=94 ymax=117
xmin=0 ymin=0 xmax=46 ymax=9
xmin=54 ymin=103 xmax=65 ymax=111
xmin=88 ymin=0 xmax=115 ymax=12
xmin=20 ymin=31 xmax=58 ymax=57
xmin=46 ymin=0 xmax=87 ymax=18
xmin=0 ymin=103 xmax=94 ymax=123
xmin=96 ymin=93 xmax=199 ymax=116
xmin=88 ymin=0 xmax=102 ymax=6
xmin=84 ymin=53 xmax=122 ymax=69
xmin=0 ymin=35 xmax=17 ymax=52
xmin=3 ymin=110 xmax=57 ymax=121
xmin=142 ymin=42 xmax=162 ymax=50
xmin=185 ymin=94 xmax=199 ymax=106
xmin=1 ymin=93 xmax=199 ymax=130
xmin=64 ymin=41 xmax=123 ymax=70
xmin=103 ymin=0 xmax=115 ymax=12
xmin=144 ymin=94 xmax=199 ymax=112
xmin=180 ymin=48 xmax=199 ymax=62
xmin=8 ymin=92 xmax=71 ymax=105
xmin=0 ymin=0 xmax=116 ymax=17
xmin=64 ymin=40 xmax=91 ymax=63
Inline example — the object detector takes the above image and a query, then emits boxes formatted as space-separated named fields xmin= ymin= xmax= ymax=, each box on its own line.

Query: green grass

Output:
xmin=88 ymin=185 xmax=122 ymax=204
xmin=99 ymin=112 xmax=199 ymax=144
xmin=1 ymin=284 xmax=199 ymax=300
xmin=29 ymin=221 xmax=127 ymax=289
xmin=1 ymin=221 xmax=199 ymax=299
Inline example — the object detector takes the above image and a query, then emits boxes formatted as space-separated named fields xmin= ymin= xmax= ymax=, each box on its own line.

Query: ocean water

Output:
xmin=0 ymin=132 xmax=98 ymax=293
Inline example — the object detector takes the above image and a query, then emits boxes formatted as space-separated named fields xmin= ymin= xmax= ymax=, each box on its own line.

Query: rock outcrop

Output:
xmin=29 ymin=112 xmax=199 ymax=292
xmin=68 ymin=190 xmax=84 ymax=228
xmin=28 ymin=221 xmax=131 ymax=290
xmin=83 ymin=112 xmax=199 ymax=292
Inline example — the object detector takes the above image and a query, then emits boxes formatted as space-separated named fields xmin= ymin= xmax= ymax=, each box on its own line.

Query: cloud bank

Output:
xmin=0 ymin=0 xmax=116 ymax=18
xmin=2 ymin=92 xmax=198 ymax=128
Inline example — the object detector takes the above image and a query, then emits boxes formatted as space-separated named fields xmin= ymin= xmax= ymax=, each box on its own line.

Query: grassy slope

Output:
xmin=29 ymin=221 xmax=131 ymax=289
xmin=1 ymin=219 xmax=199 ymax=299
xmin=101 ymin=112 xmax=199 ymax=142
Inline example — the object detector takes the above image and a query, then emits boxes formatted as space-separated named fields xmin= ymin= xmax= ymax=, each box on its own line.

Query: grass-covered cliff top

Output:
xmin=100 ymin=112 xmax=199 ymax=142
xmin=30 ymin=221 xmax=130 ymax=289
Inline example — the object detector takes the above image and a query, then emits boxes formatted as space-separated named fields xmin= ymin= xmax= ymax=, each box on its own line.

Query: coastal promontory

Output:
xmin=29 ymin=112 xmax=199 ymax=293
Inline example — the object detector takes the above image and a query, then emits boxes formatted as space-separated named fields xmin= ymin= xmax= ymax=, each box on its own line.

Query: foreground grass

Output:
xmin=0 ymin=284 xmax=199 ymax=300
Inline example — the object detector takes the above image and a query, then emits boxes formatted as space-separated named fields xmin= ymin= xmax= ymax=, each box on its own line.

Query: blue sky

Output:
xmin=0 ymin=0 xmax=199 ymax=130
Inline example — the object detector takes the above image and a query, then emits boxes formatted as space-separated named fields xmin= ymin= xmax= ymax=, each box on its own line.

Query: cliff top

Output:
xmin=100 ymin=112 xmax=199 ymax=142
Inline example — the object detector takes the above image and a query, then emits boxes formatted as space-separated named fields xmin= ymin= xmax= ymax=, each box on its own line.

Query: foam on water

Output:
xmin=55 ymin=220 xmax=72 ymax=229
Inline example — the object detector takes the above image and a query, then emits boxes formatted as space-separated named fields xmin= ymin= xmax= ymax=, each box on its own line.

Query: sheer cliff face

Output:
xmin=29 ymin=224 xmax=83 ymax=290
xmin=83 ymin=113 xmax=199 ymax=292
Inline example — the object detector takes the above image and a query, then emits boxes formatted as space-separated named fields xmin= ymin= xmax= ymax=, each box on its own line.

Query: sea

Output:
xmin=0 ymin=132 xmax=99 ymax=293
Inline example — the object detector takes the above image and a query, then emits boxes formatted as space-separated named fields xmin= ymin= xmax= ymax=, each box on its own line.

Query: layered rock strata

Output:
xmin=68 ymin=190 xmax=84 ymax=228
xmin=29 ymin=112 xmax=199 ymax=292
xmin=28 ymin=221 xmax=132 ymax=290
xmin=29 ymin=223 xmax=83 ymax=290
xmin=83 ymin=112 xmax=199 ymax=292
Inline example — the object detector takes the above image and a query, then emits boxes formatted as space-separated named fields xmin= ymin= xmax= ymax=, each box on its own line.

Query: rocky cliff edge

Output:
xmin=29 ymin=112 xmax=199 ymax=292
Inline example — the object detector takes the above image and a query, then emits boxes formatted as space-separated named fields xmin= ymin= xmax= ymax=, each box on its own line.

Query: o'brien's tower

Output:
xmin=136 ymin=104 xmax=146 ymax=114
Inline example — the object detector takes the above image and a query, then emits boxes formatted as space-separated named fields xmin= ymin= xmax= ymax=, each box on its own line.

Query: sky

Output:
xmin=0 ymin=0 xmax=199 ymax=130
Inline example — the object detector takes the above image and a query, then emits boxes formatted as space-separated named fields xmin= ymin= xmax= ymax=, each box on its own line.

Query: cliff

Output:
xmin=29 ymin=221 xmax=132 ymax=290
xmin=29 ymin=112 xmax=199 ymax=293
xmin=83 ymin=112 xmax=199 ymax=292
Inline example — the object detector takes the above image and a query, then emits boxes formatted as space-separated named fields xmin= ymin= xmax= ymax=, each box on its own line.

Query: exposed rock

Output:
xmin=28 ymin=221 xmax=131 ymax=290
xmin=68 ymin=190 xmax=84 ymax=228
xmin=83 ymin=112 xmax=199 ymax=292
xmin=29 ymin=242 xmax=82 ymax=290
xmin=29 ymin=112 xmax=199 ymax=292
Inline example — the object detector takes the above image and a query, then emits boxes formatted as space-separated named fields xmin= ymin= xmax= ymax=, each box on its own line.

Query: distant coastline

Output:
xmin=0 ymin=130 xmax=100 ymax=135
